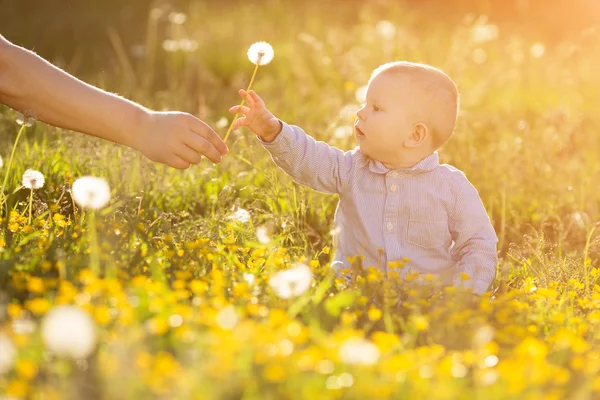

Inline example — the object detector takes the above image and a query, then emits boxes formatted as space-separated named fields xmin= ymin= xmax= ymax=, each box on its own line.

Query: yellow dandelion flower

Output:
xmin=5 ymin=379 xmax=29 ymax=397
xmin=404 ymin=271 xmax=420 ymax=282
xmin=460 ymin=272 xmax=471 ymax=281
xmin=515 ymin=337 xmax=548 ymax=359
xmin=136 ymin=351 xmax=152 ymax=371
xmin=372 ymin=331 xmax=401 ymax=351
xmin=412 ymin=315 xmax=429 ymax=332
xmin=15 ymin=359 xmax=38 ymax=380
xmin=146 ymin=317 xmax=169 ymax=335
xmin=368 ymin=307 xmax=382 ymax=321
xmin=94 ymin=306 xmax=112 ymax=326
xmin=263 ymin=363 xmax=286 ymax=382
xmin=8 ymin=303 xmax=22 ymax=318
xmin=27 ymin=277 xmax=44 ymax=294
xmin=26 ymin=298 xmax=51 ymax=316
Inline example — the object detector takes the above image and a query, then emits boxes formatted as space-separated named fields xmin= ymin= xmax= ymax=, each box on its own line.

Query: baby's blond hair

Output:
xmin=371 ymin=61 xmax=459 ymax=149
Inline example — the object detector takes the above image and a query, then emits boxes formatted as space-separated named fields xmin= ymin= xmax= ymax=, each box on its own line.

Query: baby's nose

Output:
xmin=356 ymin=108 xmax=365 ymax=120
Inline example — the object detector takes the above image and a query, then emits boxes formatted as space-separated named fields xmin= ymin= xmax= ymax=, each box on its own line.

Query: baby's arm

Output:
xmin=448 ymin=175 xmax=498 ymax=295
xmin=230 ymin=90 xmax=354 ymax=194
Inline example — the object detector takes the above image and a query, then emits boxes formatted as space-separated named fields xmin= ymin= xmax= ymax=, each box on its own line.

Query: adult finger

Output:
xmin=169 ymin=155 xmax=191 ymax=170
xmin=187 ymin=115 xmax=229 ymax=156
xmin=175 ymin=144 xmax=203 ymax=165
xmin=184 ymin=133 xmax=224 ymax=164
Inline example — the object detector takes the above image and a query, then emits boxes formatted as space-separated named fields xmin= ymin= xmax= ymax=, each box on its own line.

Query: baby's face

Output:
xmin=355 ymin=72 xmax=416 ymax=164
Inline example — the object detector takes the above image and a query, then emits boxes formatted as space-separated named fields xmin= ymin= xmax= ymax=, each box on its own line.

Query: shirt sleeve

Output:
xmin=448 ymin=174 xmax=498 ymax=295
xmin=259 ymin=121 xmax=356 ymax=194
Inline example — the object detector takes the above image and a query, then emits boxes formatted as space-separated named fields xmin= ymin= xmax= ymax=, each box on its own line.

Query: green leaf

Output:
xmin=324 ymin=290 xmax=359 ymax=317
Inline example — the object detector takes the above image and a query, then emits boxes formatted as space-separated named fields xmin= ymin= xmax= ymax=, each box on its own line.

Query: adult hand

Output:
xmin=136 ymin=111 xmax=229 ymax=169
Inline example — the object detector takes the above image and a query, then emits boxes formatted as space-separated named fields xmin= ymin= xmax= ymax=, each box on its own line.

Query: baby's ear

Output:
xmin=405 ymin=123 xmax=429 ymax=148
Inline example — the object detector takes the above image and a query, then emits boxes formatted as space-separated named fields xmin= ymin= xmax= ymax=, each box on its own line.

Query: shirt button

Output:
xmin=386 ymin=222 xmax=393 ymax=231
xmin=389 ymin=184 xmax=397 ymax=192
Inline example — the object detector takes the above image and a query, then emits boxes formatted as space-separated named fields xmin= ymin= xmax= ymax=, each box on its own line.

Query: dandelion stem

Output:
xmin=583 ymin=225 xmax=597 ymax=297
xmin=28 ymin=188 xmax=33 ymax=225
xmin=223 ymin=62 xmax=260 ymax=143
xmin=0 ymin=124 xmax=26 ymax=213
xmin=88 ymin=211 xmax=101 ymax=277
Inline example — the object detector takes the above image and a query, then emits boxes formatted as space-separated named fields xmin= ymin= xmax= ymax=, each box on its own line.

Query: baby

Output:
xmin=230 ymin=61 xmax=498 ymax=295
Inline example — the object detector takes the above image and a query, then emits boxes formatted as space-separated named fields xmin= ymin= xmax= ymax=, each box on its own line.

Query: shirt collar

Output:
xmin=367 ymin=151 xmax=440 ymax=175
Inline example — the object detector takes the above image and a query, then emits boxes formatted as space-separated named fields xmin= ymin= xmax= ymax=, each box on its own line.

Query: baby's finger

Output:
xmin=229 ymin=105 xmax=251 ymax=115
xmin=248 ymin=90 xmax=265 ymax=108
xmin=238 ymin=89 xmax=256 ymax=108
xmin=233 ymin=116 xmax=249 ymax=130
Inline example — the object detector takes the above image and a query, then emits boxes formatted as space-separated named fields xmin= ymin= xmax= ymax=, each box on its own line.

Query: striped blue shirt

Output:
xmin=261 ymin=122 xmax=498 ymax=294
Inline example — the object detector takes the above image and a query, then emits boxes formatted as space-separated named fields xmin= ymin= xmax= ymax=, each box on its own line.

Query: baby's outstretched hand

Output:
xmin=229 ymin=90 xmax=282 ymax=142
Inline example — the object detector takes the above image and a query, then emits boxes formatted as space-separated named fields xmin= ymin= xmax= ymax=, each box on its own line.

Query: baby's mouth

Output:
xmin=355 ymin=125 xmax=366 ymax=138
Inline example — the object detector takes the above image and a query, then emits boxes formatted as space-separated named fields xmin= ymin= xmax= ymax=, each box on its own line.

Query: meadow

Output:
xmin=1 ymin=1 xmax=600 ymax=399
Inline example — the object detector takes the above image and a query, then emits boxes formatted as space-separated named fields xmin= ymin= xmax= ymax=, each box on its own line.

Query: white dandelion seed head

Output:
xmin=22 ymin=169 xmax=44 ymax=189
xmin=72 ymin=176 xmax=111 ymax=210
xmin=162 ymin=39 xmax=179 ymax=52
xmin=473 ymin=325 xmax=495 ymax=346
xmin=0 ymin=155 xmax=3 ymax=169
xmin=41 ymin=306 xmax=97 ymax=359
xmin=355 ymin=86 xmax=368 ymax=104
xmin=530 ymin=42 xmax=545 ymax=58
xmin=339 ymin=104 xmax=358 ymax=121
xmin=470 ymin=22 xmax=499 ymax=44
xmin=243 ymin=273 xmax=256 ymax=286
xmin=472 ymin=48 xmax=487 ymax=64
xmin=215 ymin=117 xmax=229 ymax=129
xmin=247 ymin=42 xmax=274 ymax=66
xmin=376 ymin=20 xmax=396 ymax=40
xmin=12 ymin=316 xmax=36 ymax=335
xmin=168 ymin=12 xmax=187 ymax=25
xmin=334 ymin=126 xmax=353 ymax=139
xmin=339 ymin=338 xmax=380 ymax=366
xmin=0 ymin=333 xmax=16 ymax=375
xmin=150 ymin=8 xmax=164 ymax=20
xmin=179 ymin=38 xmax=198 ymax=53
xmin=169 ymin=12 xmax=187 ymax=25
xmin=16 ymin=114 xmax=34 ymax=127
xmin=329 ymin=226 xmax=342 ymax=236
xmin=216 ymin=305 xmax=238 ymax=330
xmin=256 ymin=226 xmax=271 ymax=244
xmin=229 ymin=208 xmax=251 ymax=224
xmin=269 ymin=263 xmax=313 ymax=299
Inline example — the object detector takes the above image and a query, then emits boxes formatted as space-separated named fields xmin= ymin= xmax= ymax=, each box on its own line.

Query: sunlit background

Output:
xmin=1 ymin=0 xmax=600 ymax=399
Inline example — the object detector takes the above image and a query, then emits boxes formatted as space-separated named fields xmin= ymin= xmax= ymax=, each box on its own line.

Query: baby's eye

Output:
xmin=373 ymin=105 xmax=381 ymax=112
